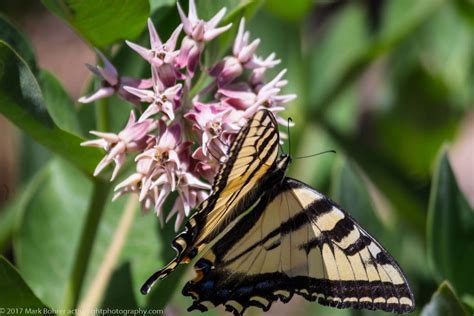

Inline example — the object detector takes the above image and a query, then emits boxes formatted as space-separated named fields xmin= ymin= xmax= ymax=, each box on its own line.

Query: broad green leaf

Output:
xmin=0 ymin=257 xmax=51 ymax=314
xmin=320 ymin=119 xmax=426 ymax=234
xmin=417 ymin=1 xmax=474 ymax=107
xmin=308 ymin=3 xmax=369 ymax=111
xmin=264 ymin=0 xmax=313 ymax=21
xmin=308 ymin=0 xmax=446 ymax=115
xmin=42 ymin=0 xmax=150 ymax=49
xmin=462 ymin=295 xmax=474 ymax=313
xmin=37 ymin=69 xmax=81 ymax=135
xmin=380 ymin=0 xmax=445 ymax=42
xmin=421 ymin=281 xmax=469 ymax=316
xmin=371 ymin=59 xmax=460 ymax=178
xmin=333 ymin=161 xmax=395 ymax=237
xmin=0 ymin=13 xmax=36 ymax=71
xmin=427 ymin=148 xmax=474 ymax=297
xmin=0 ymin=41 xmax=52 ymax=127
xmin=0 ymin=41 xmax=103 ymax=175
xmin=15 ymin=159 xmax=93 ymax=309
xmin=0 ymin=167 xmax=49 ymax=252
xmin=453 ymin=0 xmax=474 ymax=29
xmin=19 ymin=133 xmax=52 ymax=184
xmin=149 ymin=0 xmax=175 ymax=13
xmin=101 ymin=263 xmax=139 ymax=309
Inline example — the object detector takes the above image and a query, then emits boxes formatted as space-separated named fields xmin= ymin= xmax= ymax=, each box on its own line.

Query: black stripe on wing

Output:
xmin=183 ymin=270 xmax=414 ymax=316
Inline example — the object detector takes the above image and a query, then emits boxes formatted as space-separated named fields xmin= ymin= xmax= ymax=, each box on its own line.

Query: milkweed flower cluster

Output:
xmin=80 ymin=0 xmax=296 ymax=230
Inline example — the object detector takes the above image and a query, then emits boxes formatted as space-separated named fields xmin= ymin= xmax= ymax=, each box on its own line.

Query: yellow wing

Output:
xmin=183 ymin=178 xmax=415 ymax=315
xmin=141 ymin=109 xmax=280 ymax=293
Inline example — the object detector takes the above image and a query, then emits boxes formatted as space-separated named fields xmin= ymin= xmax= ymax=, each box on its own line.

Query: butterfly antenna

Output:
xmin=287 ymin=117 xmax=292 ymax=156
xmin=294 ymin=150 xmax=336 ymax=160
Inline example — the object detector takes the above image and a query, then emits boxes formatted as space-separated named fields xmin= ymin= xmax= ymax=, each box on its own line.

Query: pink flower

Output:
xmin=113 ymin=121 xmax=210 ymax=229
xmin=78 ymin=50 xmax=152 ymax=105
xmin=185 ymin=103 xmax=239 ymax=157
xmin=126 ymin=19 xmax=182 ymax=68
xmin=124 ymin=66 xmax=182 ymax=121
xmin=233 ymin=18 xmax=260 ymax=64
xmin=80 ymin=1 xmax=297 ymax=230
xmin=177 ymin=0 xmax=232 ymax=42
xmin=248 ymin=53 xmax=281 ymax=88
xmin=210 ymin=18 xmax=262 ymax=85
xmin=81 ymin=111 xmax=154 ymax=180
xmin=191 ymin=146 xmax=220 ymax=182
xmin=176 ymin=0 xmax=232 ymax=75
xmin=176 ymin=36 xmax=203 ymax=75
xmin=210 ymin=56 xmax=243 ymax=86
xmin=219 ymin=70 xmax=295 ymax=117
xmin=166 ymin=170 xmax=210 ymax=230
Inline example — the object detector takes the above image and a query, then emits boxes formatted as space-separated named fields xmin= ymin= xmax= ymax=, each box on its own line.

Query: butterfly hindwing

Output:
xmin=183 ymin=178 xmax=415 ymax=315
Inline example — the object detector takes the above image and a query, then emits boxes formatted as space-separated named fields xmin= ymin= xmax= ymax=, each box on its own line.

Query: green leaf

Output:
xmin=416 ymin=1 xmax=474 ymax=107
xmin=0 ymin=167 xmax=49 ymax=252
xmin=14 ymin=159 xmax=93 ymax=309
xmin=421 ymin=281 xmax=469 ymax=316
xmin=37 ymin=69 xmax=81 ymax=135
xmin=427 ymin=148 xmax=474 ymax=297
xmin=462 ymin=294 xmax=474 ymax=313
xmin=264 ymin=0 xmax=313 ymax=21
xmin=308 ymin=3 xmax=369 ymax=111
xmin=308 ymin=0 xmax=446 ymax=116
xmin=42 ymin=0 xmax=150 ymax=49
xmin=149 ymin=0 xmax=175 ymax=14
xmin=0 ymin=257 xmax=51 ymax=314
xmin=0 ymin=41 xmax=52 ymax=127
xmin=0 ymin=41 xmax=103 ymax=175
xmin=453 ymin=0 xmax=474 ymax=29
xmin=371 ymin=60 xmax=460 ymax=178
xmin=101 ymin=263 xmax=139 ymax=309
xmin=0 ymin=13 xmax=37 ymax=71
xmin=320 ymin=120 xmax=426 ymax=232
xmin=195 ymin=0 xmax=241 ymax=20
xmin=333 ymin=161 xmax=395 ymax=236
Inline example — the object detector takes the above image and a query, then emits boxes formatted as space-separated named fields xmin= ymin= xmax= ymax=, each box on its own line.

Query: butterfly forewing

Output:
xmin=195 ymin=110 xmax=280 ymax=245
xmin=141 ymin=110 xmax=280 ymax=293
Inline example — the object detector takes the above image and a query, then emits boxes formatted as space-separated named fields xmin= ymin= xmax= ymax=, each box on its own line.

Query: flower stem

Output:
xmin=77 ymin=195 xmax=138 ymax=315
xmin=96 ymin=97 xmax=109 ymax=131
xmin=63 ymin=179 xmax=111 ymax=310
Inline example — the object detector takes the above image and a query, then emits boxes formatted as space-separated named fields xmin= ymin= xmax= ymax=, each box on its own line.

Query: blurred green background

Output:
xmin=0 ymin=0 xmax=473 ymax=315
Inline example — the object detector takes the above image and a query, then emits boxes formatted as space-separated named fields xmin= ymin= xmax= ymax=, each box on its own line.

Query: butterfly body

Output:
xmin=142 ymin=110 xmax=415 ymax=315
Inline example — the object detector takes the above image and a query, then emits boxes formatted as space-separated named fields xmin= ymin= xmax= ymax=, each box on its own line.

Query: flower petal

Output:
xmin=78 ymin=87 xmax=114 ymax=103
xmin=147 ymin=18 xmax=162 ymax=49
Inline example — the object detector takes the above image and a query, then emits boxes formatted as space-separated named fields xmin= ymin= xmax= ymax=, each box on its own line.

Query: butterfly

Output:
xmin=141 ymin=109 xmax=415 ymax=315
